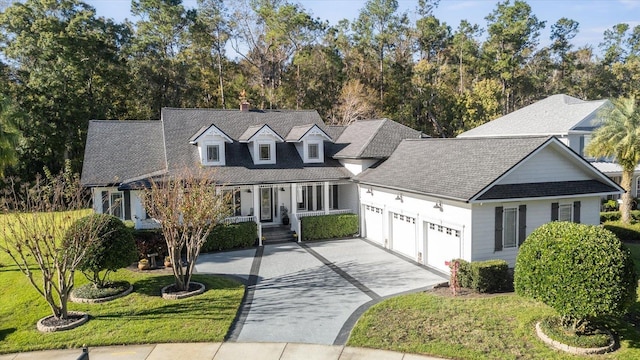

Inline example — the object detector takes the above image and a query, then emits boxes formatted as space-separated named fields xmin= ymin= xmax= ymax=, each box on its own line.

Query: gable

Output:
xmin=495 ymin=145 xmax=592 ymax=185
xmin=189 ymin=124 xmax=233 ymax=144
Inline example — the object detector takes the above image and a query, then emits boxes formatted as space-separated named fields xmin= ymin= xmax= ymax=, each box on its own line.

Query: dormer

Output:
xmin=238 ymin=124 xmax=284 ymax=165
xmin=285 ymin=124 xmax=333 ymax=163
xmin=189 ymin=124 xmax=233 ymax=166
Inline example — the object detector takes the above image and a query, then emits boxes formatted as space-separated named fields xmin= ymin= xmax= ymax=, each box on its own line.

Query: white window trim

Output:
xmin=109 ymin=191 xmax=125 ymax=220
xmin=558 ymin=203 xmax=573 ymax=222
xmin=254 ymin=141 xmax=276 ymax=164
xmin=200 ymin=140 xmax=225 ymax=166
xmin=503 ymin=207 xmax=518 ymax=249
xmin=303 ymin=140 xmax=323 ymax=163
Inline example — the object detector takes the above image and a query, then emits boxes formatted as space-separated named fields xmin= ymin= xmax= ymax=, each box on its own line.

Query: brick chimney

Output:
xmin=239 ymin=89 xmax=250 ymax=111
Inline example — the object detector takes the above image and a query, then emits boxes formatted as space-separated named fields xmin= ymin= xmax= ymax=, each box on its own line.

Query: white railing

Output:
xmin=295 ymin=209 xmax=353 ymax=220
xmin=223 ymin=215 xmax=256 ymax=224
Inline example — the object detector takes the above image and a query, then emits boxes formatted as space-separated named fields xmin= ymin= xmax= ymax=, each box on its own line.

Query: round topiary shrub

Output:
xmin=514 ymin=222 xmax=637 ymax=332
xmin=65 ymin=214 xmax=138 ymax=288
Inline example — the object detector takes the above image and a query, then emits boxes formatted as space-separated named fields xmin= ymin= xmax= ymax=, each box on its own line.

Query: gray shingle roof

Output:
xmin=81 ymin=120 xmax=166 ymax=186
xmin=325 ymin=125 xmax=346 ymax=140
xmin=476 ymin=180 xmax=618 ymax=200
xmin=334 ymin=119 xmax=423 ymax=159
xmin=458 ymin=94 xmax=609 ymax=138
xmin=355 ymin=137 xmax=553 ymax=201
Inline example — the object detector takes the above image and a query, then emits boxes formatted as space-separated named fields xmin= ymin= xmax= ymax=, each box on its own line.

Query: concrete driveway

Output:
xmin=195 ymin=238 xmax=447 ymax=345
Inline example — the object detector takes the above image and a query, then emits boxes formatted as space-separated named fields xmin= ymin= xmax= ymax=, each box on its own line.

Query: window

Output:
xmin=297 ymin=185 xmax=316 ymax=211
xmin=503 ymin=208 xmax=518 ymax=249
xmin=316 ymin=184 xmax=323 ymax=210
xmin=259 ymin=144 xmax=271 ymax=161
xmin=329 ymin=184 xmax=339 ymax=209
xmin=108 ymin=192 xmax=124 ymax=220
xmin=223 ymin=190 xmax=242 ymax=216
xmin=207 ymin=145 xmax=220 ymax=162
xmin=308 ymin=143 xmax=319 ymax=159
xmin=558 ymin=204 xmax=572 ymax=222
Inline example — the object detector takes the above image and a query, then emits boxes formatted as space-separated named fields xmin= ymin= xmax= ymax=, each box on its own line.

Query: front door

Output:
xmin=260 ymin=187 xmax=273 ymax=222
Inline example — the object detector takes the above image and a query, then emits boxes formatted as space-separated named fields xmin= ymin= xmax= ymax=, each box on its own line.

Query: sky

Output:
xmin=84 ymin=0 xmax=640 ymax=53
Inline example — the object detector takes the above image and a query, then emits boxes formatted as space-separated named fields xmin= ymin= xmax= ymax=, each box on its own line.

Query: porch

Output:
xmin=222 ymin=181 xmax=357 ymax=245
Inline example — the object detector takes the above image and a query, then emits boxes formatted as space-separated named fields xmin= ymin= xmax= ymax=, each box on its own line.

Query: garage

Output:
xmin=390 ymin=212 xmax=417 ymax=258
xmin=425 ymin=222 xmax=461 ymax=273
xmin=363 ymin=204 xmax=384 ymax=245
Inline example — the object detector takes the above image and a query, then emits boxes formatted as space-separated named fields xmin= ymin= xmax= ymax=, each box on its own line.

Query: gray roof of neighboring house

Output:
xmin=355 ymin=136 xmax=618 ymax=201
xmin=591 ymin=161 xmax=640 ymax=175
xmin=81 ymin=120 xmax=166 ymax=186
xmin=458 ymin=94 xmax=609 ymax=138
xmin=333 ymin=119 xmax=423 ymax=159
xmin=81 ymin=109 xmax=358 ymax=187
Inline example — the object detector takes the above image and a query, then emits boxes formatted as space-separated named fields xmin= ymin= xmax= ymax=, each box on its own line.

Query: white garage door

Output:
xmin=364 ymin=205 xmax=384 ymax=245
xmin=426 ymin=222 xmax=461 ymax=273
xmin=391 ymin=213 xmax=417 ymax=258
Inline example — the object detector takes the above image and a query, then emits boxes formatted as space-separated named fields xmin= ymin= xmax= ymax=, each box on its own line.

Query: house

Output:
xmin=457 ymin=94 xmax=640 ymax=199
xmin=355 ymin=137 xmax=622 ymax=273
xmin=81 ymin=102 xmax=622 ymax=274
xmin=80 ymin=106 xmax=422 ymax=244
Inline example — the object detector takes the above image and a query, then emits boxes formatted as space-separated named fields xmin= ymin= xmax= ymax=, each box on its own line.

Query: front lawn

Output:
xmin=0 ymin=255 xmax=244 ymax=354
xmin=349 ymin=243 xmax=640 ymax=359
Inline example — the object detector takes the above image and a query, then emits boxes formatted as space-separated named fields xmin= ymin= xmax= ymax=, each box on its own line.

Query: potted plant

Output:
xmin=281 ymin=206 xmax=290 ymax=225
xmin=164 ymin=256 xmax=172 ymax=268
xmin=138 ymin=259 xmax=150 ymax=270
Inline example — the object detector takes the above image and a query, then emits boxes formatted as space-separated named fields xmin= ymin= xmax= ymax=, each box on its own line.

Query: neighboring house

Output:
xmin=80 ymin=106 xmax=421 ymax=244
xmin=458 ymin=94 xmax=640 ymax=199
xmin=355 ymin=137 xmax=622 ymax=273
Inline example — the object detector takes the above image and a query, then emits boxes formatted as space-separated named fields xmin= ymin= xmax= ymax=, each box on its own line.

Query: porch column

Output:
xmin=291 ymin=183 xmax=301 ymax=242
xmin=323 ymin=182 xmax=330 ymax=215
xmin=253 ymin=185 xmax=262 ymax=246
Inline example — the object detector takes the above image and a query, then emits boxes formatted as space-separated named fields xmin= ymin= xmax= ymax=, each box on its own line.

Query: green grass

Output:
xmin=0 ymin=245 xmax=244 ymax=354
xmin=626 ymin=243 xmax=640 ymax=275
xmin=348 ymin=291 xmax=640 ymax=359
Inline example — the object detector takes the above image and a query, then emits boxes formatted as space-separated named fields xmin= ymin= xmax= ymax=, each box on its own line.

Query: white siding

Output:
xmin=340 ymin=183 xmax=359 ymax=212
xmin=471 ymin=196 xmax=601 ymax=266
xmin=339 ymin=159 xmax=379 ymax=175
xmin=497 ymin=146 xmax=591 ymax=185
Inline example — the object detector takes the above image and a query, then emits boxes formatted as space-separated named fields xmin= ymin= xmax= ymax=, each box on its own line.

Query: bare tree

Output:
xmin=334 ymin=79 xmax=376 ymax=125
xmin=0 ymin=164 xmax=109 ymax=321
xmin=142 ymin=168 xmax=231 ymax=292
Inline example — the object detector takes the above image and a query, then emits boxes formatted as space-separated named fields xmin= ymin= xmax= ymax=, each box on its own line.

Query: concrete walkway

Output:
xmin=0 ymin=342 xmax=445 ymax=360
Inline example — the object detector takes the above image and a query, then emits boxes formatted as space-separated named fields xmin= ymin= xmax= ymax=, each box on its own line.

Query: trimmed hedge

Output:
xmin=514 ymin=222 xmax=637 ymax=325
xmin=451 ymin=258 xmax=510 ymax=293
xmin=301 ymin=214 xmax=358 ymax=241
xmin=603 ymin=221 xmax=640 ymax=242
xmin=600 ymin=210 xmax=640 ymax=223
xmin=202 ymin=221 xmax=257 ymax=253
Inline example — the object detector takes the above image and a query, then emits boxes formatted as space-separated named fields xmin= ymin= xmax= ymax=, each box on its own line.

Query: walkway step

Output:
xmin=262 ymin=226 xmax=295 ymax=243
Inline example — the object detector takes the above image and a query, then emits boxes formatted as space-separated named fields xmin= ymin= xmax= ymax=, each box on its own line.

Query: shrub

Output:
xmin=132 ymin=229 xmax=167 ymax=259
xmin=66 ymin=214 xmax=138 ymax=288
xmin=451 ymin=259 xmax=510 ymax=293
xmin=603 ymin=221 xmax=640 ymax=241
xmin=202 ymin=221 xmax=257 ymax=253
xmin=514 ymin=222 xmax=637 ymax=332
xmin=600 ymin=210 xmax=640 ymax=223
xmin=601 ymin=199 xmax=619 ymax=212
xmin=301 ymin=214 xmax=358 ymax=241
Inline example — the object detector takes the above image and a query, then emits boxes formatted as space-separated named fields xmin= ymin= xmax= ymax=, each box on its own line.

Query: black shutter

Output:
xmin=101 ymin=191 xmax=109 ymax=214
xmin=573 ymin=201 xmax=581 ymax=223
xmin=124 ymin=191 xmax=131 ymax=220
xmin=495 ymin=207 xmax=503 ymax=252
xmin=551 ymin=202 xmax=559 ymax=221
xmin=518 ymin=205 xmax=527 ymax=246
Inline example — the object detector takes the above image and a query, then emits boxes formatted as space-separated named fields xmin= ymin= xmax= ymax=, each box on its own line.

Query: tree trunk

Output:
xmin=621 ymin=169 xmax=634 ymax=224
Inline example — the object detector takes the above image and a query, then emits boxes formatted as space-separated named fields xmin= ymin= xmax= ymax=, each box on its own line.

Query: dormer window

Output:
xmin=259 ymin=144 xmax=271 ymax=161
xmin=308 ymin=143 xmax=319 ymax=160
xmin=239 ymin=124 xmax=283 ymax=165
xmin=189 ymin=124 xmax=233 ymax=166
xmin=285 ymin=124 xmax=332 ymax=164
xmin=207 ymin=145 xmax=220 ymax=162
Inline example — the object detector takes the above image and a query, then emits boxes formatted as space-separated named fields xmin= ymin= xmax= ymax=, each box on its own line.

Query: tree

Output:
xmin=550 ymin=17 xmax=579 ymax=90
xmin=0 ymin=93 xmax=22 ymax=176
xmin=515 ymin=222 xmax=636 ymax=333
xmin=586 ymin=97 xmax=640 ymax=224
xmin=68 ymin=214 xmax=138 ymax=288
xmin=333 ymin=79 xmax=376 ymax=125
xmin=0 ymin=163 xmax=109 ymax=322
xmin=142 ymin=168 xmax=231 ymax=292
